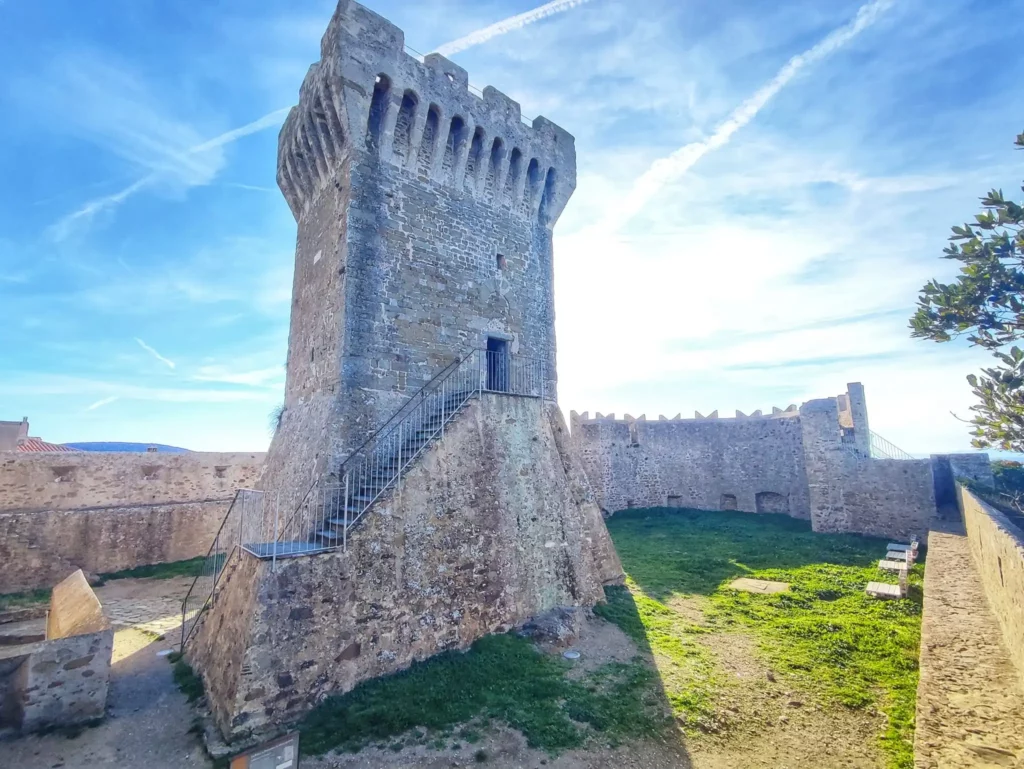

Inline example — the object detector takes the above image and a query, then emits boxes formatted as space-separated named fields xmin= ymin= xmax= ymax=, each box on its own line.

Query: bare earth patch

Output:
xmin=691 ymin=628 xmax=885 ymax=769
xmin=727 ymin=578 xmax=790 ymax=594
xmin=304 ymin=613 xmax=886 ymax=769
xmin=0 ymin=576 xmax=207 ymax=768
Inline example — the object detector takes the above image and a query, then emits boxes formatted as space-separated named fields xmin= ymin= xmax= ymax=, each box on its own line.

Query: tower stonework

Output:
xmin=184 ymin=0 xmax=622 ymax=742
xmin=264 ymin=0 xmax=576 ymax=505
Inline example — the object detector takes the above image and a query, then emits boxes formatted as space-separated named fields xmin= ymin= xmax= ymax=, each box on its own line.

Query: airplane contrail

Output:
xmin=605 ymin=0 xmax=895 ymax=233
xmin=437 ymin=0 xmax=595 ymax=57
xmin=50 ymin=108 xmax=290 ymax=241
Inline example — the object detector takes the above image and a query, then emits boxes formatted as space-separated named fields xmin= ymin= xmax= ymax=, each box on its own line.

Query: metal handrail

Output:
xmin=262 ymin=352 xmax=471 ymax=555
xmin=869 ymin=430 xmax=915 ymax=461
xmin=338 ymin=352 xmax=468 ymax=477
xmin=839 ymin=429 xmax=916 ymax=461
xmin=179 ymin=487 xmax=262 ymax=650
xmin=240 ymin=349 xmax=545 ymax=560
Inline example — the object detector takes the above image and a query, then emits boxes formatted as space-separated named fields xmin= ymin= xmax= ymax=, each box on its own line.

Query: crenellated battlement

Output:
xmin=569 ymin=406 xmax=800 ymax=427
xmin=276 ymin=0 xmax=576 ymax=226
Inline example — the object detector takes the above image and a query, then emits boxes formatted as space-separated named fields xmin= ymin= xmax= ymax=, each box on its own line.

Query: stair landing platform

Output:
xmin=241 ymin=541 xmax=335 ymax=560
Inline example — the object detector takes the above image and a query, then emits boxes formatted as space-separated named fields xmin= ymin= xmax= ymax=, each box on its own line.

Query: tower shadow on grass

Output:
xmin=294 ymin=611 xmax=695 ymax=766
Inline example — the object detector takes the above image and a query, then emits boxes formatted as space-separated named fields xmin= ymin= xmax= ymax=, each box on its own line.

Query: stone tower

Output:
xmin=264 ymin=0 xmax=577 ymax=505
xmin=185 ymin=4 xmax=621 ymax=739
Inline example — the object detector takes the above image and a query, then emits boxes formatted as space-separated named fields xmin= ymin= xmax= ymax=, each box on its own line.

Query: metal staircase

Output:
xmin=181 ymin=347 xmax=544 ymax=648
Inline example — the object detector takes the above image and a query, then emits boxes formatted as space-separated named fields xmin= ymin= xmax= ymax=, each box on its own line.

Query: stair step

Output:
xmin=312 ymin=388 xmax=479 ymax=544
xmin=311 ymin=529 xmax=343 ymax=542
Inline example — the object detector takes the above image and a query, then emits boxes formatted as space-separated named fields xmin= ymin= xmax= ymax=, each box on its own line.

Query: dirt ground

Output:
xmin=0 ymin=577 xmax=886 ymax=769
xmin=0 ymin=579 xmax=209 ymax=769
xmin=304 ymin=609 xmax=885 ymax=769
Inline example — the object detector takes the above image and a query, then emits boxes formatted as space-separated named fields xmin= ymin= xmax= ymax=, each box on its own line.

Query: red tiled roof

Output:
xmin=17 ymin=439 xmax=77 ymax=453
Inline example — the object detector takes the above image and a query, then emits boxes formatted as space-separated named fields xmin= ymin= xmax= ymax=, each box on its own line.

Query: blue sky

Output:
xmin=1 ymin=0 xmax=1021 ymax=455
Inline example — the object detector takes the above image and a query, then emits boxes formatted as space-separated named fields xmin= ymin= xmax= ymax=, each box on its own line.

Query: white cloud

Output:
xmin=193 ymin=366 xmax=283 ymax=387
xmin=134 ymin=338 xmax=176 ymax=369
xmin=0 ymin=375 xmax=274 ymax=405
xmin=85 ymin=396 xmax=119 ymax=411
xmin=436 ymin=0 xmax=596 ymax=57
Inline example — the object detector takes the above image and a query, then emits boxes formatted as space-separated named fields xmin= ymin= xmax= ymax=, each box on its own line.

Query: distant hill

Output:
xmin=63 ymin=442 xmax=191 ymax=453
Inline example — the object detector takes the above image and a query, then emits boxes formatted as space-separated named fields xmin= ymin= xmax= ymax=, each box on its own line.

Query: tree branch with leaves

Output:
xmin=910 ymin=131 xmax=1024 ymax=451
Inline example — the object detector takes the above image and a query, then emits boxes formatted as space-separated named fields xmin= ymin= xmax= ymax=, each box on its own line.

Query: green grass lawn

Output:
xmin=298 ymin=634 xmax=670 ymax=756
xmin=98 ymin=554 xmax=214 ymax=581
xmin=0 ymin=587 xmax=51 ymax=613
xmin=263 ymin=507 xmax=920 ymax=767
xmin=604 ymin=507 xmax=923 ymax=769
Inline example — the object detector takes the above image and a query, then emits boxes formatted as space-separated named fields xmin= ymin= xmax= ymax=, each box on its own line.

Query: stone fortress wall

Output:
xmin=572 ymin=383 xmax=985 ymax=540
xmin=571 ymin=404 xmax=811 ymax=518
xmin=189 ymin=396 xmax=622 ymax=739
xmin=0 ymin=451 xmax=265 ymax=592
xmin=262 ymin=0 xmax=576 ymax=513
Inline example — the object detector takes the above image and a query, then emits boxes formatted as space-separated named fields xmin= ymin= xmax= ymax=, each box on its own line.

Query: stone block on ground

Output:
xmin=517 ymin=607 xmax=584 ymax=647
xmin=728 ymin=578 xmax=790 ymax=594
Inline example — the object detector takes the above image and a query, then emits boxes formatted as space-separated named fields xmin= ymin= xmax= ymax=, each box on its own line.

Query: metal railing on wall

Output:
xmin=839 ymin=429 xmax=916 ymax=461
xmin=869 ymin=430 xmax=915 ymax=461
xmin=240 ymin=348 xmax=544 ymax=561
xmin=180 ymin=349 xmax=544 ymax=649
xmin=180 ymin=488 xmax=264 ymax=649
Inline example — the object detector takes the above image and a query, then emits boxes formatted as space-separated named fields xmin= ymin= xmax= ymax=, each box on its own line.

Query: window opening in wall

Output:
xmin=526 ymin=158 xmax=541 ymax=205
xmin=442 ymin=116 xmax=467 ymax=177
xmin=392 ymin=90 xmax=418 ymax=162
xmin=667 ymin=495 xmax=682 ymax=508
xmin=626 ymin=500 xmax=636 ymax=509
xmin=755 ymin=491 xmax=789 ymax=514
xmin=486 ymin=336 xmax=509 ymax=393
xmin=487 ymin=138 xmax=505 ymax=197
xmin=539 ymin=167 xmax=557 ymax=223
xmin=214 ymin=466 xmax=228 ymax=479
xmin=628 ymin=422 xmax=639 ymax=446
xmin=496 ymin=254 xmax=506 ymax=271
xmin=417 ymin=105 xmax=441 ymax=176
xmin=998 ymin=556 xmax=1004 ymax=587
xmin=142 ymin=466 xmax=160 ymax=481
xmin=366 ymin=74 xmax=391 ymax=146
xmin=505 ymin=148 xmax=523 ymax=198
xmin=52 ymin=466 xmax=74 ymax=483
xmin=720 ymin=494 xmax=738 ymax=511
xmin=466 ymin=126 xmax=486 ymax=188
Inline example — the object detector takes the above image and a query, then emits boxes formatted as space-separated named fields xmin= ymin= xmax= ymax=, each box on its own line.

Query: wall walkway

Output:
xmin=914 ymin=523 xmax=1024 ymax=768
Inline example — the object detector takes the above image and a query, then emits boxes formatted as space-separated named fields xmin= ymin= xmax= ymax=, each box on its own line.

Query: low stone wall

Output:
xmin=188 ymin=396 xmax=622 ymax=740
xmin=0 ymin=499 xmax=231 ymax=592
xmin=1 ymin=570 xmax=114 ymax=734
xmin=0 ymin=451 xmax=264 ymax=513
xmin=958 ymin=485 xmax=1024 ymax=688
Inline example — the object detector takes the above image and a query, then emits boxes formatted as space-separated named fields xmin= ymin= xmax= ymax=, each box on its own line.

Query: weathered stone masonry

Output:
xmin=186 ymin=0 xmax=621 ymax=743
xmin=261 ymin=0 xmax=575 ymax=512
xmin=0 ymin=452 xmax=264 ymax=592
xmin=572 ymin=384 xmax=974 ymax=541
xmin=190 ymin=396 xmax=622 ymax=740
